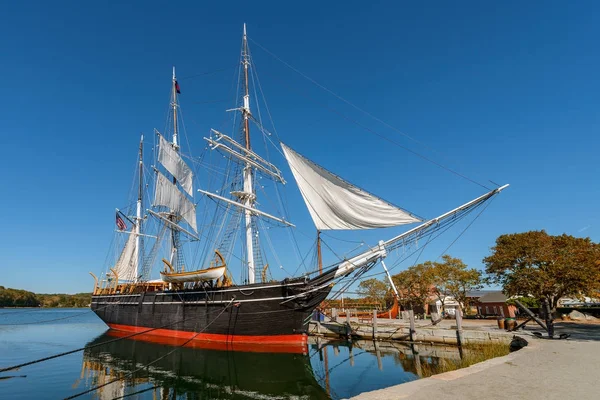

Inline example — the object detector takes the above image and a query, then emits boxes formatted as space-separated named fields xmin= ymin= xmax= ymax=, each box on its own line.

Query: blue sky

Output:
xmin=1 ymin=1 xmax=598 ymax=293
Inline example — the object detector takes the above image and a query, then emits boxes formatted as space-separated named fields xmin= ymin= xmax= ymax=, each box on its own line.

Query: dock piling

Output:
xmin=455 ymin=307 xmax=464 ymax=346
xmin=409 ymin=309 xmax=416 ymax=342
xmin=373 ymin=309 xmax=378 ymax=339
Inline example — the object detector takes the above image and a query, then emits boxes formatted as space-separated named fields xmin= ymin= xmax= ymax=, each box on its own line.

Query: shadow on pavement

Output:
xmin=524 ymin=321 xmax=600 ymax=341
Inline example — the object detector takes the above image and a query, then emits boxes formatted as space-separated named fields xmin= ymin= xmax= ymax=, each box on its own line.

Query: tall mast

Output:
xmin=134 ymin=134 xmax=143 ymax=282
xmin=170 ymin=67 xmax=180 ymax=268
xmin=241 ymin=23 xmax=256 ymax=284
xmin=172 ymin=66 xmax=179 ymax=148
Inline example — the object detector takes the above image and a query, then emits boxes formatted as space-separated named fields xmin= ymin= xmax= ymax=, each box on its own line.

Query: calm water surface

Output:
xmin=0 ymin=309 xmax=464 ymax=399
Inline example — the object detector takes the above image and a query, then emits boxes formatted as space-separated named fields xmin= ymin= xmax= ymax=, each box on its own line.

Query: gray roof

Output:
xmin=477 ymin=291 xmax=508 ymax=303
xmin=466 ymin=290 xmax=494 ymax=298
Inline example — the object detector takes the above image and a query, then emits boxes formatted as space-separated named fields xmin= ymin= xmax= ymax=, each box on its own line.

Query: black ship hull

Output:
xmin=91 ymin=270 xmax=336 ymax=346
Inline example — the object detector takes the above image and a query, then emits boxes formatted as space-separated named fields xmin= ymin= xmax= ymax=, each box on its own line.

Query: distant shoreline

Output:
xmin=0 ymin=286 xmax=92 ymax=308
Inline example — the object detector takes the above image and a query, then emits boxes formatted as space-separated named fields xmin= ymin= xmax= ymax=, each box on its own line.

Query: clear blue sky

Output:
xmin=1 ymin=1 xmax=598 ymax=294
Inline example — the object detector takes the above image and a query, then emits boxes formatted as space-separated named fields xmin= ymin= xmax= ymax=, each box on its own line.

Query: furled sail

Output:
xmin=158 ymin=133 xmax=194 ymax=196
xmin=154 ymin=171 xmax=197 ymax=232
xmin=281 ymin=143 xmax=421 ymax=230
xmin=113 ymin=232 xmax=138 ymax=281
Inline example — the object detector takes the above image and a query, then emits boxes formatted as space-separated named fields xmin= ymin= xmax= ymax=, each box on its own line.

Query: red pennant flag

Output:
xmin=175 ymin=81 xmax=181 ymax=94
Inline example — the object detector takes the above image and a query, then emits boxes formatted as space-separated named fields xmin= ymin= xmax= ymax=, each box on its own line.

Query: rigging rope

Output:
xmin=435 ymin=196 xmax=496 ymax=261
xmin=248 ymin=37 xmax=491 ymax=191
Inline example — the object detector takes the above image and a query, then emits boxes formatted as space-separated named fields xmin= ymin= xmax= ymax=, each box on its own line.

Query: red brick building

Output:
xmin=471 ymin=291 xmax=517 ymax=318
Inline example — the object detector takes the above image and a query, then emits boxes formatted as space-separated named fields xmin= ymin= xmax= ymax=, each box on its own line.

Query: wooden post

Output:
xmin=389 ymin=310 xmax=392 ymax=319
xmin=332 ymin=307 xmax=337 ymax=322
xmin=373 ymin=309 xmax=378 ymax=339
xmin=543 ymin=298 xmax=555 ymax=339
xmin=409 ymin=309 xmax=416 ymax=342
xmin=455 ymin=307 xmax=464 ymax=347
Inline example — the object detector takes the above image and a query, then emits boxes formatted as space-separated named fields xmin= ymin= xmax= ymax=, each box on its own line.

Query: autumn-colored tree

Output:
xmin=430 ymin=255 xmax=483 ymax=314
xmin=484 ymin=230 xmax=600 ymax=311
xmin=429 ymin=259 xmax=453 ymax=311
xmin=392 ymin=263 xmax=435 ymax=311
xmin=357 ymin=278 xmax=388 ymax=304
xmin=446 ymin=268 xmax=483 ymax=315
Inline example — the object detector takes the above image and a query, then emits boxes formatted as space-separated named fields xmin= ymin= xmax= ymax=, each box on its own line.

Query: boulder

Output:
xmin=510 ymin=335 xmax=528 ymax=352
xmin=569 ymin=310 xmax=586 ymax=320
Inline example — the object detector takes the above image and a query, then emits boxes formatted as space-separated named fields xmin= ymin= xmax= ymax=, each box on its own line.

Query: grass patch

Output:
xmin=416 ymin=343 xmax=510 ymax=378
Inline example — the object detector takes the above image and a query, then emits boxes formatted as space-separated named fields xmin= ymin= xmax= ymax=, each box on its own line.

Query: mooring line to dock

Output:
xmin=63 ymin=298 xmax=236 ymax=400
xmin=0 ymin=299 xmax=235 ymax=374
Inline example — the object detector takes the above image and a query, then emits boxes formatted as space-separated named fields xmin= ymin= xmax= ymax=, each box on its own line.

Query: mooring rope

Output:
xmin=0 ymin=299 xmax=235 ymax=374
xmin=64 ymin=298 xmax=236 ymax=400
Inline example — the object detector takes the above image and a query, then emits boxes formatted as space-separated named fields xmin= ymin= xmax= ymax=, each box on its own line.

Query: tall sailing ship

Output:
xmin=90 ymin=25 xmax=508 ymax=347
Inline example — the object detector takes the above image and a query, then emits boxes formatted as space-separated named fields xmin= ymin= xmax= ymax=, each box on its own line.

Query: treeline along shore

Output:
xmin=0 ymin=286 xmax=91 ymax=308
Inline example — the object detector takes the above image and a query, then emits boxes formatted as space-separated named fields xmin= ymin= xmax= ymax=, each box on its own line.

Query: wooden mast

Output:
xmin=317 ymin=230 xmax=323 ymax=274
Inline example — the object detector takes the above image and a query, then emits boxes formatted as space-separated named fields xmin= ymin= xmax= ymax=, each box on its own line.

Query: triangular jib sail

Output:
xmin=281 ymin=143 xmax=421 ymax=230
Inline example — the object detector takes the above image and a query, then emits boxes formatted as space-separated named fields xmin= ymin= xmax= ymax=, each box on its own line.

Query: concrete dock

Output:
xmin=348 ymin=322 xmax=600 ymax=400
xmin=310 ymin=317 xmax=516 ymax=345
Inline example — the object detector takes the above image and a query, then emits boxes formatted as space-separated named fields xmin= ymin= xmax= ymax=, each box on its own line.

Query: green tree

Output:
xmin=357 ymin=278 xmax=388 ymax=304
xmin=484 ymin=230 xmax=600 ymax=312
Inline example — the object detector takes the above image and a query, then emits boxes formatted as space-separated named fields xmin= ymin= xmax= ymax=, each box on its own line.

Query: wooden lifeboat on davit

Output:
xmin=160 ymin=250 xmax=226 ymax=283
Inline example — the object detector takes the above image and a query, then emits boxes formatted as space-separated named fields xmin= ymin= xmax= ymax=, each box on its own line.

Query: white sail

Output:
xmin=281 ymin=143 xmax=421 ymax=230
xmin=158 ymin=133 xmax=194 ymax=196
xmin=113 ymin=231 xmax=138 ymax=281
xmin=154 ymin=171 xmax=197 ymax=232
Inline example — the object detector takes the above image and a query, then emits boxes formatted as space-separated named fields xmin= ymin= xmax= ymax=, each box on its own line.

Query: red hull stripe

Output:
xmin=107 ymin=323 xmax=308 ymax=354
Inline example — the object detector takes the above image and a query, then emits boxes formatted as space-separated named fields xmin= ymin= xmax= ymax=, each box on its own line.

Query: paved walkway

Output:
xmin=350 ymin=322 xmax=600 ymax=400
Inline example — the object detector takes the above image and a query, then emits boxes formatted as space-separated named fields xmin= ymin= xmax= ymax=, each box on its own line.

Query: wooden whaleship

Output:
xmin=90 ymin=25 xmax=508 ymax=347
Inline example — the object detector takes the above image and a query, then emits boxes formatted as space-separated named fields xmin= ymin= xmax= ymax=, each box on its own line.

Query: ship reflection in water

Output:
xmin=77 ymin=331 xmax=468 ymax=399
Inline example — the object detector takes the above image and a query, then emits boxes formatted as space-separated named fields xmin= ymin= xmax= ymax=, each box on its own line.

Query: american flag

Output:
xmin=116 ymin=213 xmax=127 ymax=231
